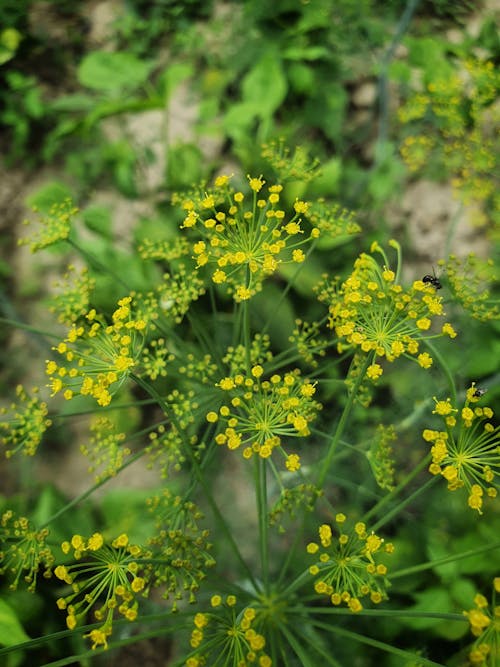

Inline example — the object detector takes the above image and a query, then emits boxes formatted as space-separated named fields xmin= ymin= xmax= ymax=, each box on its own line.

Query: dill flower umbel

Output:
xmin=146 ymin=489 xmax=215 ymax=609
xmin=49 ymin=265 xmax=96 ymax=324
xmin=80 ymin=416 xmax=130 ymax=482
xmin=398 ymin=58 xmax=499 ymax=212
xmin=208 ymin=366 xmax=320 ymax=470
xmin=186 ymin=595 xmax=272 ymax=667
xmin=306 ymin=514 xmax=394 ymax=612
xmin=444 ymin=254 xmax=499 ymax=322
xmin=323 ymin=240 xmax=456 ymax=378
xmin=463 ymin=578 xmax=500 ymax=666
xmin=46 ymin=296 xmax=147 ymax=406
xmin=0 ymin=510 xmax=54 ymax=591
xmin=0 ymin=385 xmax=51 ymax=458
xmin=424 ymin=384 xmax=499 ymax=513
xmin=54 ymin=532 xmax=150 ymax=649
xmin=19 ymin=199 xmax=77 ymax=252
xmin=175 ymin=174 xmax=320 ymax=301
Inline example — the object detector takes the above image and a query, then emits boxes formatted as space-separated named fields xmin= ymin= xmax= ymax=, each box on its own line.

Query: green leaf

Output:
xmin=77 ymin=51 xmax=154 ymax=93
xmin=251 ymin=283 xmax=295 ymax=350
xmin=242 ymin=51 xmax=288 ymax=119
xmin=166 ymin=143 xmax=203 ymax=189
xmin=82 ymin=205 xmax=112 ymax=239
xmin=404 ymin=587 xmax=451 ymax=631
xmin=159 ymin=62 xmax=194 ymax=102
xmin=25 ymin=181 xmax=73 ymax=213
xmin=0 ymin=598 xmax=30 ymax=648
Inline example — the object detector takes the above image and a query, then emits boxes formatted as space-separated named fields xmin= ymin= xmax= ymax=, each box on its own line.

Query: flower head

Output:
xmin=463 ymin=578 xmax=500 ymax=666
xmin=54 ymin=532 xmax=150 ymax=645
xmin=210 ymin=363 xmax=320 ymax=468
xmin=425 ymin=384 xmax=499 ymax=513
xmin=323 ymin=241 xmax=455 ymax=378
xmin=19 ymin=199 xmax=77 ymax=252
xmin=187 ymin=596 xmax=272 ymax=666
xmin=175 ymin=175 xmax=319 ymax=301
xmin=307 ymin=515 xmax=394 ymax=611
xmin=0 ymin=385 xmax=51 ymax=458
xmin=46 ymin=296 xmax=147 ymax=406
xmin=0 ymin=511 xmax=54 ymax=591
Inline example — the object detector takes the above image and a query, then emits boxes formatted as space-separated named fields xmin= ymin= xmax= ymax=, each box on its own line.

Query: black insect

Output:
xmin=473 ymin=386 xmax=487 ymax=398
xmin=422 ymin=270 xmax=442 ymax=290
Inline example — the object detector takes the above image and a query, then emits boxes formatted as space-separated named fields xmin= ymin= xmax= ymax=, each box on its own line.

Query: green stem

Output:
xmin=66 ymin=238 xmax=130 ymax=292
xmin=40 ymin=449 xmax=146 ymax=529
xmin=363 ymin=453 xmax=432 ymax=526
xmin=424 ymin=339 xmax=457 ymax=405
xmin=131 ymin=373 xmax=258 ymax=590
xmin=255 ymin=457 xmax=269 ymax=592
xmin=311 ymin=620 xmax=446 ymax=667
xmin=389 ymin=539 xmax=500 ymax=580
xmin=0 ymin=316 xmax=60 ymax=340
xmin=260 ymin=238 xmax=318 ymax=338
xmin=317 ymin=355 xmax=371 ymax=487
xmin=370 ymin=475 xmax=439 ymax=533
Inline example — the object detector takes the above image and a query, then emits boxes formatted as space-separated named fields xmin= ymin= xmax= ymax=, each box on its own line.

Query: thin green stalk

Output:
xmin=131 ymin=373 xmax=258 ymax=590
xmin=317 ymin=355 xmax=371 ymax=487
xmin=0 ymin=316 xmax=60 ymax=340
xmin=66 ymin=238 xmax=130 ymax=292
xmin=40 ymin=448 xmax=146 ymax=530
xmin=255 ymin=457 xmax=270 ymax=592
xmin=362 ymin=452 xmax=432 ymax=526
xmin=260 ymin=238 xmax=319 ymax=338
xmin=424 ymin=338 xmax=457 ymax=405
xmin=389 ymin=539 xmax=500 ymax=580
xmin=370 ymin=475 xmax=439 ymax=533
xmin=311 ymin=620 xmax=446 ymax=667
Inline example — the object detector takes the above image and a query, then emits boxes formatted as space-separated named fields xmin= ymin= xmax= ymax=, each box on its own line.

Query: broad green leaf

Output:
xmin=166 ymin=143 xmax=203 ymax=189
xmin=159 ymin=62 xmax=194 ymax=102
xmin=77 ymin=51 xmax=154 ymax=92
xmin=0 ymin=598 xmax=30 ymax=648
xmin=82 ymin=205 xmax=112 ymax=239
xmin=242 ymin=51 xmax=287 ymax=119
xmin=25 ymin=181 xmax=73 ymax=213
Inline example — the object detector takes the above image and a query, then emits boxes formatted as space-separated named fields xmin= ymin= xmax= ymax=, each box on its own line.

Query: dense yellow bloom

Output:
xmin=307 ymin=515 xmax=393 ymax=610
xmin=463 ymin=579 xmax=500 ymax=666
xmin=187 ymin=596 xmax=272 ymax=666
xmin=425 ymin=385 xmax=499 ymax=513
xmin=211 ymin=362 xmax=320 ymax=469
xmin=175 ymin=175 xmax=319 ymax=301
xmin=0 ymin=385 xmax=51 ymax=458
xmin=46 ymin=296 xmax=147 ymax=406
xmin=323 ymin=241 xmax=456 ymax=378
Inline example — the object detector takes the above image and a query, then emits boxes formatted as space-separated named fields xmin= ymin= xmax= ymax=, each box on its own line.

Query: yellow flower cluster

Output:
xmin=444 ymin=254 xmax=500 ymax=322
xmin=0 ymin=385 xmax=51 ymax=457
xmin=306 ymin=514 xmax=394 ymax=612
xmin=399 ymin=59 xmax=499 ymax=214
xmin=0 ymin=510 xmax=54 ymax=592
xmin=463 ymin=578 xmax=500 ymax=666
xmin=178 ymin=174 xmax=318 ymax=301
xmin=207 ymin=366 xmax=320 ymax=470
xmin=424 ymin=384 xmax=499 ymax=513
xmin=187 ymin=595 xmax=272 ymax=667
xmin=325 ymin=241 xmax=456 ymax=378
xmin=80 ymin=416 xmax=130 ymax=482
xmin=49 ymin=264 xmax=95 ymax=324
xmin=54 ymin=532 xmax=148 ymax=649
xmin=46 ymin=296 xmax=147 ymax=406
xmin=19 ymin=199 xmax=77 ymax=252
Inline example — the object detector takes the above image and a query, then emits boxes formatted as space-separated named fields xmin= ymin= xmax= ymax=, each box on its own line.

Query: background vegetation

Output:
xmin=0 ymin=1 xmax=499 ymax=666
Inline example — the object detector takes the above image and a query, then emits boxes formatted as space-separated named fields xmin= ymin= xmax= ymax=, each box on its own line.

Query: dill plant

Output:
xmin=0 ymin=155 xmax=499 ymax=667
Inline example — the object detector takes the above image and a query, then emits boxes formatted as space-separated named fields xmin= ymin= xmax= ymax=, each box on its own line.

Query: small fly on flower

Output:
xmin=473 ymin=386 xmax=487 ymax=398
xmin=422 ymin=267 xmax=442 ymax=290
